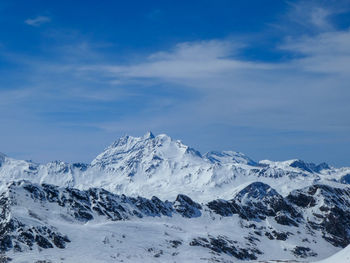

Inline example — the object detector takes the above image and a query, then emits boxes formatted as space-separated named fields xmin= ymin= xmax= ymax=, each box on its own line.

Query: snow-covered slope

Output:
xmin=1 ymin=180 xmax=349 ymax=262
xmin=315 ymin=245 xmax=350 ymax=263
xmin=1 ymin=132 xmax=350 ymax=202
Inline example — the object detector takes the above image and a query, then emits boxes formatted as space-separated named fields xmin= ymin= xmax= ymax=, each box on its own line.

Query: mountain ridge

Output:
xmin=0 ymin=132 xmax=349 ymax=202
xmin=1 ymin=180 xmax=350 ymax=262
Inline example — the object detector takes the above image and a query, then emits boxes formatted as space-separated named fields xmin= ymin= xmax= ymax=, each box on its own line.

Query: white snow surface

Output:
xmin=314 ymin=245 xmax=350 ymax=263
xmin=0 ymin=132 xmax=349 ymax=202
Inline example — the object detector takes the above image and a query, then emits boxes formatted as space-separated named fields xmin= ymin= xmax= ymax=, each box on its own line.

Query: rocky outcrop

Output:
xmin=1 ymin=180 xmax=350 ymax=261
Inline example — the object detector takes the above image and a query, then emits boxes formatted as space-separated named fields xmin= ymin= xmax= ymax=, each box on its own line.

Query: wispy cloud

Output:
xmin=1 ymin=0 xmax=350 ymax=165
xmin=286 ymin=1 xmax=333 ymax=31
xmin=310 ymin=7 xmax=332 ymax=29
xmin=80 ymin=40 xmax=273 ymax=85
xmin=4 ymin=23 xmax=350 ymax=133
xmin=76 ymin=29 xmax=350 ymax=135
xmin=282 ymin=29 xmax=350 ymax=75
xmin=25 ymin=15 xmax=51 ymax=26
xmin=271 ymin=0 xmax=350 ymax=34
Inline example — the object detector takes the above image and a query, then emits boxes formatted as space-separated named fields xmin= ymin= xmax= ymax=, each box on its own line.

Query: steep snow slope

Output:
xmin=1 ymin=181 xmax=349 ymax=262
xmin=0 ymin=132 xmax=350 ymax=202
xmin=315 ymin=245 xmax=350 ymax=263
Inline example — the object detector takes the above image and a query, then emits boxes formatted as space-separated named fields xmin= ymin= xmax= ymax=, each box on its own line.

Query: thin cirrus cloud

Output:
xmin=281 ymin=29 xmax=350 ymax=75
xmin=25 ymin=15 xmax=51 ymax=26
xmin=0 ymin=0 xmax=349 ymax=165
xmin=286 ymin=2 xmax=333 ymax=31
xmin=80 ymin=40 xmax=274 ymax=84
xmin=76 ymin=29 xmax=350 ymax=136
xmin=73 ymin=9 xmax=350 ymax=142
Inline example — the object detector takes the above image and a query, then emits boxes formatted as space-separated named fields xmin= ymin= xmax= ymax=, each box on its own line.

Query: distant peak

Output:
xmin=289 ymin=159 xmax=330 ymax=173
xmin=106 ymin=132 xmax=170 ymax=151
xmin=0 ymin=152 xmax=6 ymax=162
xmin=143 ymin=131 xmax=155 ymax=139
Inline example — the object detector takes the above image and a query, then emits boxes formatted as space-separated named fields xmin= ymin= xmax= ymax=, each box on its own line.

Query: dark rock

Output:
xmin=74 ymin=210 xmax=93 ymax=222
xmin=168 ymin=240 xmax=182 ymax=248
xmin=173 ymin=194 xmax=202 ymax=218
xmin=275 ymin=214 xmax=298 ymax=227
xmin=190 ymin=235 xmax=260 ymax=260
xmin=0 ymin=255 xmax=12 ymax=263
xmin=287 ymin=192 xmax=316 ymax=208
xmin=207 ymin=199 xmax=239 ymax=217
xmin=271 ymin=230 xmax=288 ymax=241
xmin=0 ymin=236 xmax=12 ymax=252
xmin=230 ymin=182 xmax=300 ymax=223
xmin=340 ymin=174 xmax=350 ymax=184
xmin=292 ymin=246 xmax=317 ymax=258
xmin=51 ymin=234 xmax=70 ymax=249
xmin=35 ymin=235 xmax=53 ymax=249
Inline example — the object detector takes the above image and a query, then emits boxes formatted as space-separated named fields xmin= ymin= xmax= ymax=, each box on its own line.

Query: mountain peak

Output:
xmin=91 ymin=132 xmax=202 ymax=168
xmin=289 ymin=159 xmax=330 ymax=173
xmin=0 ymin=152 xmax=6 ymax=165
xmin=143 ymin=131 xmax=155 ymax=139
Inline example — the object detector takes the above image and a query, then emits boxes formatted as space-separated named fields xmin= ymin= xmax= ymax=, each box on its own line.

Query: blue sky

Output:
xmin=1 ymin=0 xmax=350 ymax=166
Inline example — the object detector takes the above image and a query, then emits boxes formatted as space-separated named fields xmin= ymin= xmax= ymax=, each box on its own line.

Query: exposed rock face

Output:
xmin=292 ymin=246 xmax=318 ymax=258
xmin=287 ymin=184 xmax=350 ymax=248
xmin=208 ymin=182 xmax=300 ymax=227
xmin=189 ymin=235 xmax=261 ymax=260
xmin=0 ymin=194 xmax=70 ymax=252
xmin=173 ymin=194 xmax=202 ymax=218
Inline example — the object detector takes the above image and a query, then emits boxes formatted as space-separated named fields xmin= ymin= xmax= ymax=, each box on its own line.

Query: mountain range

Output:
xmin=1 ymin=132 xmax=350 ymax=262
xmin=1 ymin=132 xmax=349 ymax=202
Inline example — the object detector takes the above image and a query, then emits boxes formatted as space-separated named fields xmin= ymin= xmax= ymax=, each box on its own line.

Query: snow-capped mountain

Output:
xmin=1 ymin=132 xmax=350 ymax=262
xmin=1 ymin=180 xmax=350 ymax=262
xmin=0 ymin=132 xmax=349 ymax=202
